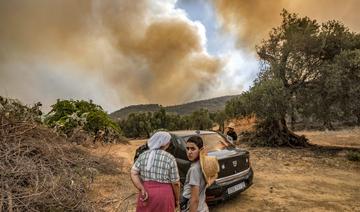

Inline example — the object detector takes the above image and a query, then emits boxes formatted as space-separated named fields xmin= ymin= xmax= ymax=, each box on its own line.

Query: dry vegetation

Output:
xmin=225 ymin=116 xmax=257 ymax=133
xmin=0 ymin=98 xmax=122 ymax=211
xmin=0 ymin=115 xmax=125 ymax=211
xmin=1 ymin=115 xmax=83 ymax=210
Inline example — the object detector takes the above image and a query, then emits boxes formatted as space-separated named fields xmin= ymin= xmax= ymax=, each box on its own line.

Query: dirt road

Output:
xmin=88 ymin=130 xmax=360 ymax=211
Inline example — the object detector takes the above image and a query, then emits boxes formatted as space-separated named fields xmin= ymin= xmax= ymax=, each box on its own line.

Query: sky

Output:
xmin=0 ymin=0 xmax=359 ymax=113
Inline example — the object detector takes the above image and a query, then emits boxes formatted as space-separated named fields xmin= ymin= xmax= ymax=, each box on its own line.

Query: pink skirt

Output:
xmin=136 ymin=181 xmax=175 ymax=212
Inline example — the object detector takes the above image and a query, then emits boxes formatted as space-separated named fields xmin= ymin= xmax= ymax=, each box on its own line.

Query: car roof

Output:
xmin=168 ymin=130 xmax=217 ymax=137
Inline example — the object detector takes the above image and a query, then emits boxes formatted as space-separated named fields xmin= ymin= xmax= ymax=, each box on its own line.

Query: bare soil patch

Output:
xmin=212 ymin=145 xmax=360 ymax=212
xmin=296 ymin=127 xmax=360 ymax=149
xmin=87 ymin=140 xmax=146 ymax=211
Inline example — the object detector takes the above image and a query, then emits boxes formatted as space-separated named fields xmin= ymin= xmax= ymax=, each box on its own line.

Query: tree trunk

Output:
xmin=355 ymin=111 xmax=360 ymax=126
xmin=220 ymin=122 xmax=225 ymax=133
xmin=323 ymin=120 xmax=335 ymax=131
xmin=143 ymin=127 xmax=150 ymax=138
xmin=290 ymin=114 xmax=296 ymax=131
xmin=289 ymin=95 xmax=296 ymax=131
xmin=253 ymin=118 xmax=308 ymax=147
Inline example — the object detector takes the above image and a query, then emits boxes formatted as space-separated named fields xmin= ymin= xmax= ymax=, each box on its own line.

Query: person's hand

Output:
xmin=175 ymin=201 xmax=181 ymax=212
xmin=140 ymin=188 xmax=148 ymax=201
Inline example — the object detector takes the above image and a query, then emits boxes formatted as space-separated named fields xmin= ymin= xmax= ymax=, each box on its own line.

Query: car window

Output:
xmin=166 ymin=141 xmax=174 ymax=154
xmin=182 ymin=133 xmax=230 ymax=152
xmin=175 ymin=136 xmax=189 ymax=160
xmin=200 ymin=133 xmax=230 ymax=151
xmin=176 ymin=136 xmax=186 ymax=149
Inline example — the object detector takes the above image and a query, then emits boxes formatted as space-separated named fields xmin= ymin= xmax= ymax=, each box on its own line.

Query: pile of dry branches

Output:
xmin=0 ymin=97 xmax=115 ymax=211
xmin=0 ymin=114 xmax=98 ymax=211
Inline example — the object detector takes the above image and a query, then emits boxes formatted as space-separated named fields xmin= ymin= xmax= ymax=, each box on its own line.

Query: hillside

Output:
xmin=110 ymin=95 xmax=239 ymax=120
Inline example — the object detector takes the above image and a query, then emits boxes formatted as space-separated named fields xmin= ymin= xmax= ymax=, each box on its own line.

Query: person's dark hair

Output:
xmin=186 ymin=136 xmax=203 ymax=149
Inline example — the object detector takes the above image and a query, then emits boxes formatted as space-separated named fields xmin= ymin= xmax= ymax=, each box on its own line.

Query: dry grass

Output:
xmin=297 ymin=127 xmax=360 ymax=148
xmin=226 ymin=116 xmax=257 ymax=133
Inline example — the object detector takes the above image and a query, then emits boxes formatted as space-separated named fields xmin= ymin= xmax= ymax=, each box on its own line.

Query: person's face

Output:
xmin=162 ymin=142 xmax=170 ymax=150
xmin=186 ymin=142 xmax=200 ymax=161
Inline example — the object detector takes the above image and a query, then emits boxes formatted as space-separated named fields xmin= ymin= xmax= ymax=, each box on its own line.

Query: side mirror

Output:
xmin=226 ymin=135 xmax=234 ymax=144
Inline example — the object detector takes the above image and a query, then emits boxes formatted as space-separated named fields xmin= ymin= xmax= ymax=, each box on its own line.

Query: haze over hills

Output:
xmin=110 ymin=95 xmax=239 ymax=120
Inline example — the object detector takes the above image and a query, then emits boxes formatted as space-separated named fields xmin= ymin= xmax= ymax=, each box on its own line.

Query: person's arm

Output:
xmin=171 ymin=181 xmax=180 ymax=208
xmin=169 ymin=156 xmax=181 ymax=207
xmin=189 ymin=185 xmax=200 ymax=212
xmin=130 ymin=169 xmax=148 ymax=201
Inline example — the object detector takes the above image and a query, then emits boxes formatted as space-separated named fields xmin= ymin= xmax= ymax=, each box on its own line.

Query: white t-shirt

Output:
xmin=182 ymin=161 xmax=209 ymax=212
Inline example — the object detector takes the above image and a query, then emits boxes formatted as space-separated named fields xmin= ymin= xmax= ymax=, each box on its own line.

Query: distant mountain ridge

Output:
xmin=110 ymin=95 xmax=239 ymax=120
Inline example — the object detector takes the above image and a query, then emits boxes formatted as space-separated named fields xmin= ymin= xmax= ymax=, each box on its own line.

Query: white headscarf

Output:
xmin=146 ymin=131 xmax=171 ymax=171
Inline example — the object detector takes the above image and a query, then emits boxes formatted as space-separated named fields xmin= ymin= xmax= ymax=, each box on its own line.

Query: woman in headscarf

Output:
xmin=131 ymin=131 xmax=180 ymax=212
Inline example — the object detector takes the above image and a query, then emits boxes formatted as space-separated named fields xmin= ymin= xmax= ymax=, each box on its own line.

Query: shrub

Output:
xmin=347 ymin=151 xmax=360 ymax=161
xmin=45 ymin=99 xmax=123 ymax=142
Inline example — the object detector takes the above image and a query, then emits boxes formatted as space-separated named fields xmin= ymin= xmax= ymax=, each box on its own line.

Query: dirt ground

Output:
xmin=87 ymin=140 xmax=146 ymax=211
xmin=297 ymin=127 xmax=360 ymax=148
xmin=88 ymin=129 xmax=360 ymax=212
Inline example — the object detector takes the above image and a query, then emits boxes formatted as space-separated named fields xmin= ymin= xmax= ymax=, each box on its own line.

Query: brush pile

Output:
xmin=0 ymin=97 xmax=111 ymax=211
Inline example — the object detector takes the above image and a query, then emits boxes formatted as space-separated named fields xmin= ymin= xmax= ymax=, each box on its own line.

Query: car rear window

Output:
xmin=183 ymin=133 xmax=230 ymax=152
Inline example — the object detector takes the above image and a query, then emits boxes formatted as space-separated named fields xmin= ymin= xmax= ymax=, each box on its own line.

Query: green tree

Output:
xmin=295 ymin=21 xmax=360 ymax=129
xmin=227 ymin=10 xmax=324 ymax=146
xmin=210 ymin=111 xmax=227 ymax=133
xmin=256 ymin=10 xmax=324 ymax=130
xmin=333 ymin=50 xmax=360 ymax=125
xmin=120 ymin=112 xmax=153 ymax=138
xmin=151 ymin=107 xmax=167 ymax=130
xmin=119 ymin=107 xmax=199 ymax=138
xmin=191 ymin=109 xmax=213 ymax=130
xmin=45 ymin=99 xmax=121 ymax=138
xmin=225 ymin=91 xmax=252 ymax=119
xmin=179 ymin=115 xmax=192 ymax=130
xmin=225 ymin=79 xmax=308 ymax=146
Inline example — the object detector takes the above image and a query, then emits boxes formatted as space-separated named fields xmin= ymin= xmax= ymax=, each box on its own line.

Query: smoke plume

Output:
xmin=0 ymin=0 xmax=221 ymax=111
xmin=214 ymin=0 xmax=360 ymax=49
